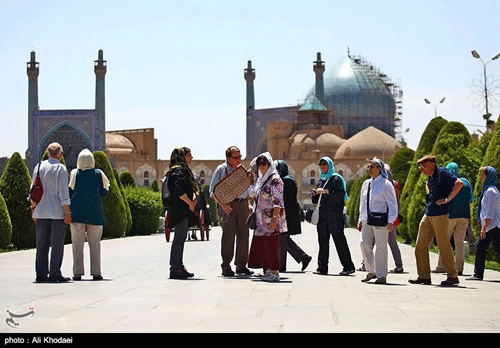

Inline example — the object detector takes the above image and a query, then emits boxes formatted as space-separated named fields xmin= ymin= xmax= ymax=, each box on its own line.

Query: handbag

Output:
xmin=246 ymin=211 xmax=257 ymax=229
xmin=366 ymin=182 xmax=388 ymax=226
xmin=29 ymin=162 xmax=43 ymax=204
xmin=310 ymin=178 xmax=330 ymax=225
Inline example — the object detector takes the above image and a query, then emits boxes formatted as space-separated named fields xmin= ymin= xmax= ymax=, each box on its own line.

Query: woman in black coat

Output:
xmin=167 ymin=147 xmax=199 ymax=279
xmin=312 ymin=157 xmax=355 ymax=276
xmin=276 ymin=160 xmax=312 ymax=272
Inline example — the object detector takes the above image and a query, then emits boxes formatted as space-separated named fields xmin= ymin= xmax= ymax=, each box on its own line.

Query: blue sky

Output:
xmin=1 ymin=0 xmax=499 ymax=160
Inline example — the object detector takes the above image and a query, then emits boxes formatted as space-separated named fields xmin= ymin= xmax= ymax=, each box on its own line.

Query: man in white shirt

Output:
xmin=32 ymin=143 xmax=71 ymax=283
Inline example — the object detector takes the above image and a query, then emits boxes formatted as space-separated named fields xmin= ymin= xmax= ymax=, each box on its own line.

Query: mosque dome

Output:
xmin=305 ymin=56 xmax=397 ymax=138
xmin=315 ymin=133 xmax=345 ymax=147
xmin=334 ymin=126 xmax=401 ymax=160
xmin=106 ymin=133 xmax=136 ymax=154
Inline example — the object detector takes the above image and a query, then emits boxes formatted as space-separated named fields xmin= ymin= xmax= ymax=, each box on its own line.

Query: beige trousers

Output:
xmin=436 ymin=218 xmax=469 ymax=273
xmin=70 ymin=223 xmax=103 ymax=277
xmin=415 ymin=214 xmax=458 ymax=279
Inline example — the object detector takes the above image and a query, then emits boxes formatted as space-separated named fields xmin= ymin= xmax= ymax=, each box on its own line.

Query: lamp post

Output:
xmin=424 ymin=97 xmax=446 ymax=117
xmin=471 ymin=49 xmax=500 ymax=130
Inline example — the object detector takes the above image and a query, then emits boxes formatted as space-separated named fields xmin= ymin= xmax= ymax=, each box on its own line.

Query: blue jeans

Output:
xmin=474 ymin=226 xmax=500 ymax=279
xmin=169 ymin=217 xmax=189 ymax=272
xmin=35 ymin=219 xmax=67 ymax=280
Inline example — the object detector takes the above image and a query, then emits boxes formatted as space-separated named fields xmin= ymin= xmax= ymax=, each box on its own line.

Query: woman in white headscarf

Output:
xmin=68 ymin=149 xmax=110 ymax=281
xmin=247 ymin=152 xmax=287 ymax=281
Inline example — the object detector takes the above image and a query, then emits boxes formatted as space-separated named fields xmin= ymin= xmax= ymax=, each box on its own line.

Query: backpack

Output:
xmin=161 ymin=171 xmax=173 ymax=208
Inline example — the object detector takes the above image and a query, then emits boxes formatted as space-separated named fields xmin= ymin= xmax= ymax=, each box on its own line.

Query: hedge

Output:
xmin=123 ymin=186 xmax=163 ymax=236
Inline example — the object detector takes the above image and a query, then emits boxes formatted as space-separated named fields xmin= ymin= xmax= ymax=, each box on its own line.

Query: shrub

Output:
xmin=119 ymin=171 xmax=136 ymax=187
xmin=345 ymin=172 xmax=368 ymax=228
xmin=471 ymin=117 xmax=500 ymax=262
xmin=398 ymin=116 xmax=448 ymax=242
xmin=93 ymin=151 xmax=128 ymax=239
xmin=0 ymin=191 xmax=12 ymax=249
xmin=0 ymin=152 xmax=36 ymax=249
xmin=123 ymin=186 xmax=163 ymax=235
xmin=406 ymin=121 xmax=477 ymax=242
xmin=113 ymin=169 xmax=132 ymax=235
xmin=387 ymin=146 xmax=415 ymax=193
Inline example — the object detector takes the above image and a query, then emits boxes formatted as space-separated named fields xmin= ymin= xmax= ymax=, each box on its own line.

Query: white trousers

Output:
xmin=360 ymin=223 xmax=389 ymax=278
xmin=70 ymin=223 xmax=103 ymax=277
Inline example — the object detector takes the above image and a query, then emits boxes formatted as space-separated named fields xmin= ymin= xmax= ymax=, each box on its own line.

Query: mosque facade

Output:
xmin=24 ymin=50 xmax=403 ymax=208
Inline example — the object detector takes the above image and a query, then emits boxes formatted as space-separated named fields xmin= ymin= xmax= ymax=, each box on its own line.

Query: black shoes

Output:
xmin=301 ymin=256 xmax=312 ymax=271
xmin=236 ymin=268 xmax=254 ymax=276
xmin=170 ymin=267 xmax=194 ymax=279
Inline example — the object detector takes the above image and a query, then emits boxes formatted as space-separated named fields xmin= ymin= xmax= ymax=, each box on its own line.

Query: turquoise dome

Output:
xmin=306 ymin=56 xmax=396 ymax=138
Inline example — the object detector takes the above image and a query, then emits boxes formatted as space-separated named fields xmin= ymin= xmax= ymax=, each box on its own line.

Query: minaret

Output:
xmin=313 ymin=52 xmax=325 ymax=105
xmin=26 ymin=51 xmax=39 ymax=168
xmin=244 ymin=60 xmax=255 ymax=111
xmin=244 ymin=60 xmax=256 ymax=159
xmin=94 ymin=49 xmax=107 ymax=151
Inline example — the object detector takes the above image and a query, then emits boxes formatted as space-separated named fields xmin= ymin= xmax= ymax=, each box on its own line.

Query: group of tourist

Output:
xmin=166 ymin=144 xmax=500 ymax=285
xmin=30 ymin=142 xmax=500 ymax=286
xmin=31 ymin=143 xmax=109 ymax=283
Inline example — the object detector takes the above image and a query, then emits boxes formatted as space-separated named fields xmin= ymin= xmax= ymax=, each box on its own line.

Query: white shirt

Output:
xmin=358 ymin=175 xmax=398 ymax=224
xmin=32 ymin=158 xmax=71 ymax=220
xmin=480 ymin=186 xmax=500 ymax=232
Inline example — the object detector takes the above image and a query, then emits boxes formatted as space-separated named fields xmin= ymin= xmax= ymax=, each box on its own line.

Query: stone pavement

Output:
xmin=1 ymin=222 xmax=500 ymax=335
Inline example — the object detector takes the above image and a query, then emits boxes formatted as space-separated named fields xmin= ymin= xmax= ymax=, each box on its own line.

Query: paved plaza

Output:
xmin=1 ymin=222 xmax=500 ymax=334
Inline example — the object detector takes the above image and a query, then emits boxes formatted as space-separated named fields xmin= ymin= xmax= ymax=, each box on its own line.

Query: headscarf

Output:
xmin=168 ymin=147 xmax=199 ymax=196
xmin=318 ymin=156 xmax=348 ymax=200
xmin=276 ymin=160 xmax=295 ymax=184
xmin=252 ymin=152 xmax=278 ymax=193
xmin=369 ymin=157 xmax=388 ymax=179
xmin=477 ymin=166 xmax=498 ymax=222
xmin=446 ymin=162 xmax=474 ymax=202
xmin=68 ymin=149 xmax=110 ymax=190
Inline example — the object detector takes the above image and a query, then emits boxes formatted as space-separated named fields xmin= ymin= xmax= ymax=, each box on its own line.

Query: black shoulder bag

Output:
xmin=367 ymin=182 xmax=388 ymax=226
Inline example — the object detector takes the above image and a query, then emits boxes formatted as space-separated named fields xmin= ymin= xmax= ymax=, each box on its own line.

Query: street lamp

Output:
xmin=471 ymin=49 xmax=500 ymax=129
xmin=424 ymin=97 xmax=446 ymax=117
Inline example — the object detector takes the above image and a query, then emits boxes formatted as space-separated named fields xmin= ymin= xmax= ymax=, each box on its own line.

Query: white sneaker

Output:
xmin=261 ymin=272 xmax=280 ymax=282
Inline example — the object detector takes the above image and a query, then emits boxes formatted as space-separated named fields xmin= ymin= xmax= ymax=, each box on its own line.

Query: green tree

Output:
xmin=471 ymin=117 xmax=500 ymax=262
xmin=398 ymin=116 xmax=448 ymax=242
xmin=0 ymin=153 xmax=36 ymax=249
xmin=406 ymin=121 xmax=476 ymax=242
xmin=0 ymin=191 xmax=12 ymax=249
xmin=113 ymin=169 xmax=132 ymax=235
xmin=93 ymin=151 xmax=128 ymax=239
xmin=387 ymin=146 xmax=415 ymax=193
xmin=119 ymin=171 xmax=136 ymax=187
xmin=345 ymin=172 xmax=369 ymax=228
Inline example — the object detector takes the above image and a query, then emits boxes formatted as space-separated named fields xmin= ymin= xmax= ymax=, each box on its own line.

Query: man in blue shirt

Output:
xmin=409 ymin=155 xmax=464 ymax=286
xmin=433 ymin=162 xmax=474 ymax=275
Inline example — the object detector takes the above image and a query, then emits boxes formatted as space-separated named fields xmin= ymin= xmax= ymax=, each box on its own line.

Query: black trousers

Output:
xmin=317 ymin=218 xmax=355 ymax=273
xmin=279 ymin=233 xmax=309 ymax=271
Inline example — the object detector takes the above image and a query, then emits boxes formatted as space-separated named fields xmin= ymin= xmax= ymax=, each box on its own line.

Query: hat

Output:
xmin=417 ymin=154 xmax=436 ymax=165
